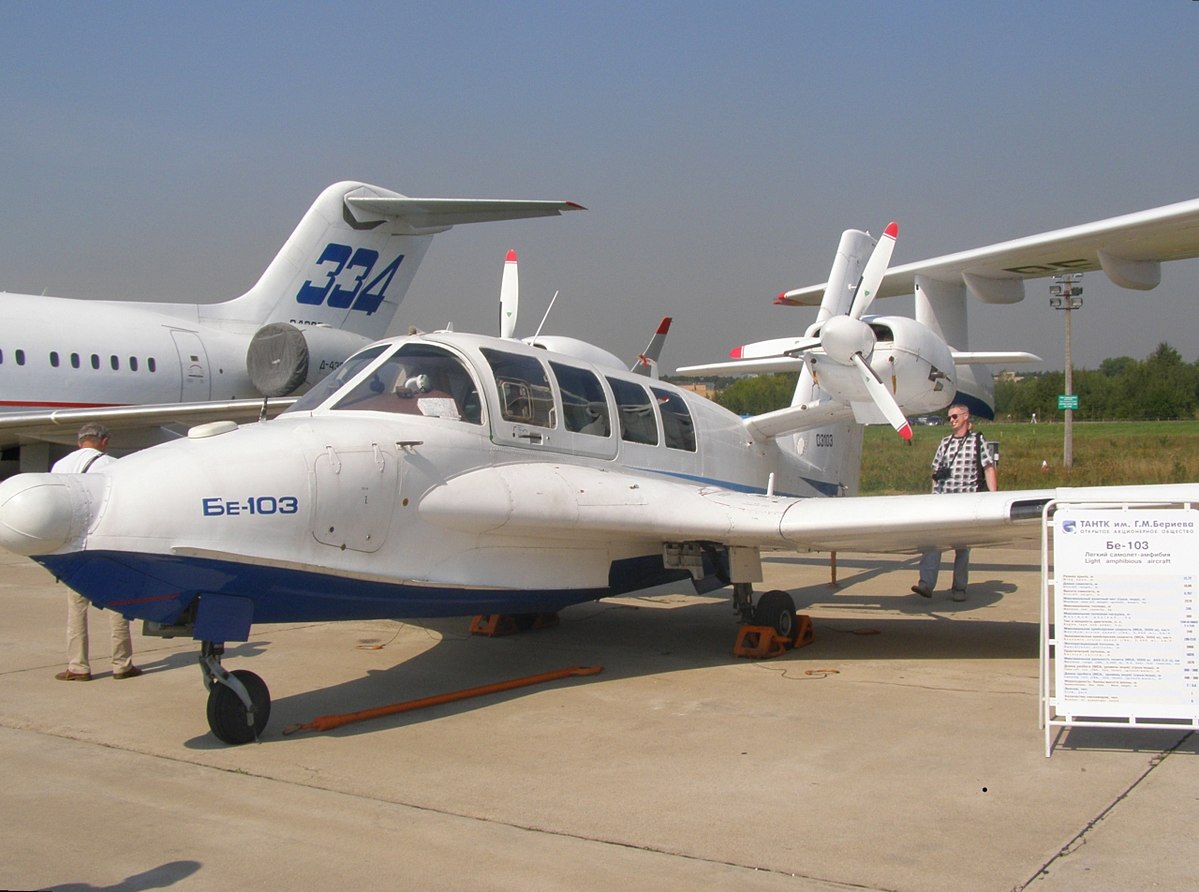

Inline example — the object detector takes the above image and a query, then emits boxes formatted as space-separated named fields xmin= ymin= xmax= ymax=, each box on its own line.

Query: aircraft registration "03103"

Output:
xmin=201 ymin=496 xmax=300 ymax=517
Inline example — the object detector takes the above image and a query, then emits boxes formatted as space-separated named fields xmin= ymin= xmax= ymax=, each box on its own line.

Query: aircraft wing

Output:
xmin=421 ymin=464 xmax=1199 ymax=554
xmin=778 ymin=197 xmax=1199 ymax=306
xmin=0 ymin=398 xmax=296 ymax=450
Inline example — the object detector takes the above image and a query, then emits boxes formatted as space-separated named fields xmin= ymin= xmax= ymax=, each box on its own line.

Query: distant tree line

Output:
xmin=671 ymin=342 xmax=1199 ymax=421
xmin=995 ymin=342 xmax=1197 ymax=421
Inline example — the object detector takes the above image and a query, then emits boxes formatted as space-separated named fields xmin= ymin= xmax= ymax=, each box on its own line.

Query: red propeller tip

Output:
xmin=898 ymin=423 xmax=912 ymax=440
xmin=884 ymin=221 xmax=898 ymax=238
xmin=505 ymin=249 xmax=518 ymax=262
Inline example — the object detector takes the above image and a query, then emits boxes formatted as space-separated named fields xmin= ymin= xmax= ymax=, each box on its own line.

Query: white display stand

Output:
xmin=1041 ymin=498 xmax=1199 ymax=756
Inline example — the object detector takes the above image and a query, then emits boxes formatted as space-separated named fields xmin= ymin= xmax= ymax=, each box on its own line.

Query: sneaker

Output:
xmin=55 ymin=670 xmax=92 ymax=681
xmin=911 ymin=583 xmax=932 ymax=598
xmin=113 ymin=666 xmax=143 ymax=680
xmin=951 ymin=589 xmax=967 ymax=602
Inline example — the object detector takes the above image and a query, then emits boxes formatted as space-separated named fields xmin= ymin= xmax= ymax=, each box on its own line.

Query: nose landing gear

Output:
xmin=200 ymin=642 xmax=271 ymax=744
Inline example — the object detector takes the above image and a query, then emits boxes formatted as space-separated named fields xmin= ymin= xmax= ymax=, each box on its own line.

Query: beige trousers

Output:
xmin=66 ymin=590 xmax=133 ymax=675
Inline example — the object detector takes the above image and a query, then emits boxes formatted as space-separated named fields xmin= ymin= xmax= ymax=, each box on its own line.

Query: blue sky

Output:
xmin=3 ymin=1 xmax=1198 ymax=372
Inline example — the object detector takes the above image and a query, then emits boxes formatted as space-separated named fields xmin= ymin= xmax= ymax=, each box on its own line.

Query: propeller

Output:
xmin=820 ymin=222 xmax=909 ymax=438
xmin=851 ymin=354 xmax=912 ymax=438
xmin=785 ymin=222 xmax=909 ymax=438
xmin=632 ymin=317 xmax=672 ymax=378
xmin=847 ymin=221 xmax=897 ymax=320
xmin=499 ymin=249 xmax=519 ymax=339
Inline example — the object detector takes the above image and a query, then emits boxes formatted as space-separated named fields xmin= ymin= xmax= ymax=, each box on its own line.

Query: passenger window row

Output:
xmin=482 ymin=347 xmax=695 ymax=452
xmin=0 ymin=349 xmax=158 ymax=373
xmin=327 ymin=342 xmax=697 ymax=454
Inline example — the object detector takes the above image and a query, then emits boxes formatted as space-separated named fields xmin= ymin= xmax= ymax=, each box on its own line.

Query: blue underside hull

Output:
xmin=35 ymin=550 xmax=702 ymax=641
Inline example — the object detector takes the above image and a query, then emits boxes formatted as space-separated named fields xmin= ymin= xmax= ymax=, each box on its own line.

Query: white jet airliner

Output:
xmin=0 ymin=181 xmax=582 ymax=469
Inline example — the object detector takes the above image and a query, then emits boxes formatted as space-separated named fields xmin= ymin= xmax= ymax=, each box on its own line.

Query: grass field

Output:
xmin=859 ymin=420 xmax=1199 ymax=495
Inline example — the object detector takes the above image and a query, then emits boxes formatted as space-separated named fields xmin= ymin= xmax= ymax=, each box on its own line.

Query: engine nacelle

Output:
xmin=246 ymin=323 xmax=375 ymax=397
xmin=808 ymin=315 xmax=958 ymax=421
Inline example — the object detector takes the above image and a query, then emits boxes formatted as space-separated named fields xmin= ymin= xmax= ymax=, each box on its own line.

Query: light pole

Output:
xmin=1049 ymin=273 xmax=1083 ymax=468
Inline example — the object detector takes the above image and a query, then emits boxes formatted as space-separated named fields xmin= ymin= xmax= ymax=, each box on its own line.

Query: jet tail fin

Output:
xmin=203 ymin=182 xmax=583 ymax=341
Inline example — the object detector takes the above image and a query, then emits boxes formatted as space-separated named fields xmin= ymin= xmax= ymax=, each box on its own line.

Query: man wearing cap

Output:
xmin=51 ymin=423 xmax=142 ymax=681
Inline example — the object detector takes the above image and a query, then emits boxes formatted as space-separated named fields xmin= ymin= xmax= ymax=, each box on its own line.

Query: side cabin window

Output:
xmin=332 ymin=344 xmax=482 ymax=423
xmin=550 ymin=361 xmax=610 ymax=437
xmin=651 ymin=386 xmax=696 ymax=452
xmin=606 ymin=377 xmax=658 ymax=445
xmin=481 ymin=348 xmax=554 ymax=428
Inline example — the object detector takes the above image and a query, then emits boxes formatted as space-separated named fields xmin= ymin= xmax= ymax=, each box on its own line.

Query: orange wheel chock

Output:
xmin=733 ymin=614 xmax=813 ymax=659
xmin=469 ymin=613 xmax=560 ymax=636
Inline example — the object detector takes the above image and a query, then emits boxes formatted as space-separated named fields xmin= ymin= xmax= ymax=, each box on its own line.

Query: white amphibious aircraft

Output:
xmin=2 ymin=202 xmax=1199 ymax=745
xmin=0 ymin=181 xmax=582 ymax=469
xmin=694 ymin=196 xmax=1199 ymax=422
xmin=676 ymin=221 xmax=1044 ymax=435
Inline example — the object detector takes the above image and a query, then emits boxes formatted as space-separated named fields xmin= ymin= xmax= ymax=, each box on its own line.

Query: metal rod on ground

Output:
xmin=282 ymin=665 xmax=604 ymax=735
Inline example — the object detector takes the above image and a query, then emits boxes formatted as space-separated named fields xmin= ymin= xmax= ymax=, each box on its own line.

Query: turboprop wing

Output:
xmin=776 ymin=197 xmax=1199 ymax=307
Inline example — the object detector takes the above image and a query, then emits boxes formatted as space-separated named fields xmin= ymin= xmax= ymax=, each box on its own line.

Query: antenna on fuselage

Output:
xmin=532 ymin=290 xmax=559 ymax=340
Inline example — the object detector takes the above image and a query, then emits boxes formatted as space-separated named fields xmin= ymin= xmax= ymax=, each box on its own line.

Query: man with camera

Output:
xmin=911 ymin=404 xmax=998 ymax=602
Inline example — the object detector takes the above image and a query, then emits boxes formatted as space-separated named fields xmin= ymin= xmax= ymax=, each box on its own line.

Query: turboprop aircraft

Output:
xmin=676 ymin=222 xmax=1043 ymax=435
xmin=2 ymin=208 xmax=1199 ymax=746
xmin=741 ymin=196 xmax=1199 ymax=421
xmin=0 ymin=181 xmax=582 ymax=470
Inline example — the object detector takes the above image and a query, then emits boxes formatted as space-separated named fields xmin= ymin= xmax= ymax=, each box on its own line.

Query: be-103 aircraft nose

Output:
xmin=0 ymin=474 xmax=101 ymax=556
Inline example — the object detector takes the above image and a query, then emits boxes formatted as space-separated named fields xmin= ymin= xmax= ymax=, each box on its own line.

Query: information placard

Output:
xmin=1052 ymin=508 xmax=1198 ymax=719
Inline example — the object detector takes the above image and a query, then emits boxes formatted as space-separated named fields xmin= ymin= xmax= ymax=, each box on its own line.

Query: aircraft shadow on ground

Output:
xmin=48 ymin=859 xmax=202 ymax=892
xmin=192 ymin=577 xmax=1046 ymax=746
xmin=135 ymin=640 xmax=268 ymax=677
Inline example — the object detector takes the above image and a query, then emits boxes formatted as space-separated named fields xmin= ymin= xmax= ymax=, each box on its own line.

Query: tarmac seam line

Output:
xmin=1015 ymin=729 xmax=1195 ymax=890
xmin=0 ymin=719 xmax=888 ymax=891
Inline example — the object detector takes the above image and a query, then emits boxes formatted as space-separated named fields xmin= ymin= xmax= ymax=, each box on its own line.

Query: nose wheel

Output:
xmin=200 ymin=642 xmax=272 ymax=744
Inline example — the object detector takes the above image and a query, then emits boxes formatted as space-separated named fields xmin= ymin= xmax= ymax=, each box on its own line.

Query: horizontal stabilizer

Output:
xmin=742 ymin=401 xmax=855 ymax=440
xmin=951 ymin=351 xmax=1041 ymax=365
xmin=347 ymin=197 xmax=585 ymax=234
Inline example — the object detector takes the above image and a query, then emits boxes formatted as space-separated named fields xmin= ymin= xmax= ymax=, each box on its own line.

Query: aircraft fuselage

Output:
xmin=7 ymin=331 xmax=850 ymax=642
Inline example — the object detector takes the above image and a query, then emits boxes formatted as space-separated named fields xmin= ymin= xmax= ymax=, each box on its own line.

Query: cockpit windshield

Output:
xmin=283 ymin=345 xmax=387 ymax=414
xmin=330 ymin=343 xmax=483 ymax=423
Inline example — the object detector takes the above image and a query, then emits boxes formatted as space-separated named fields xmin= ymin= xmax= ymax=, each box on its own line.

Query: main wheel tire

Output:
xmin=754 ymin=590 xmax=799 ymax=646
xmin=206 ymin=669 xmax=271 ymax=745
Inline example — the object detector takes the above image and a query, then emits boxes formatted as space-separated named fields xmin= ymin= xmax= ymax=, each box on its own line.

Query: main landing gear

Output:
xmin=200 ymin=642 xmax=271 ymax=745
xmin=731 ymin=583 xmax=812 ymax=658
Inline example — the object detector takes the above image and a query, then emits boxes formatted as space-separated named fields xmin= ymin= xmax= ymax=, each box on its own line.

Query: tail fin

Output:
xmin=201 ymin=181 xmax=582 ymax=340
xmin=752 ymin=230 xmax=877 ymax=495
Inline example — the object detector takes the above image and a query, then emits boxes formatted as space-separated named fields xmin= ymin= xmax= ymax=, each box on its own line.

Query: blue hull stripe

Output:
xmin=35 ymin=551 xmax=697 ymax=640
